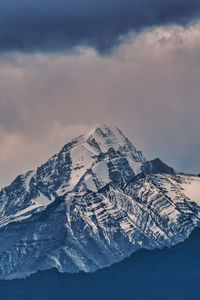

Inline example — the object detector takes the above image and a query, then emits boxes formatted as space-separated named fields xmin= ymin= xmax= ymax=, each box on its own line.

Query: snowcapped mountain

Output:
xmin=0 ymin=125 xmax=200 ymax=279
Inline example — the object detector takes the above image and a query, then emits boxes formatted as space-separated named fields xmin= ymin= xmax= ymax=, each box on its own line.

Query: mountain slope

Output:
xmin=1 ymin=228 xmax=200 ymax=300
xmin=0 ymin=125 xmax=200 ymax=279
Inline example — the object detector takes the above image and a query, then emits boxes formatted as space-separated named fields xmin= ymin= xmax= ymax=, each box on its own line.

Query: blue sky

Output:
xmin=0 ymin=1 xmax=200 ymax=187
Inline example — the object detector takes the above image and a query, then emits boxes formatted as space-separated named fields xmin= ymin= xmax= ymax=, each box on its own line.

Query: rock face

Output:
xmin=141 ymin=158 xmax=175 ymax=175
xmin=0 ymin=125 xmax=200 ymax=279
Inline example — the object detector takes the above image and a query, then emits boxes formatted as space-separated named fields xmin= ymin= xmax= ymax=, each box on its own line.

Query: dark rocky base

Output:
xmin=1 ymin=227 xmax=200 ymax=300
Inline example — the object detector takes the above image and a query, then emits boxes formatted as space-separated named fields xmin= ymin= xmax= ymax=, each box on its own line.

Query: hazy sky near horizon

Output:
xmin=0 ymin=1 xmax=200 ymax=187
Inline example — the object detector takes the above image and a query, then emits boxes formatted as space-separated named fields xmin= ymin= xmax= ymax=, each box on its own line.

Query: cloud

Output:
xmin=0 ymin=0 xmax=200 ymax=53
xmin=0 ymin=23 xmax=200 ymax=187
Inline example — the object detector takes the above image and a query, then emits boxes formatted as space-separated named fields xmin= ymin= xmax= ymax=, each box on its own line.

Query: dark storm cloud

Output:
xmin=1 ymin=0 xmax=200 ymax=53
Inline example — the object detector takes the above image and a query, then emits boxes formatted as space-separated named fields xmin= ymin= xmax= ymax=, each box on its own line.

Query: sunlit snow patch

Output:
xmin=181 ymin=178 xmax=200 ymax=206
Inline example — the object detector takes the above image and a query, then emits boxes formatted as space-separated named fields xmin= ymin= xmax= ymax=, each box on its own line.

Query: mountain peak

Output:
xmin=141 ymin=158 xmax=175 ymax=175
xmin=84 ymin=124 xmax=132 ymax=154
xmin=2 ymin=126 xmax=200 ymax=280
xmin=56 ymin=124 xmax=145 ymax=194
xmin=61 ymin=125 xmax=128 ymax=156
xmin=0 ymin=125 xmax=145 ymax=215
xmin=87 ymin=124 xmax=123 ymax=137
xmin=85 ymin=124 xmax=126 ymax=143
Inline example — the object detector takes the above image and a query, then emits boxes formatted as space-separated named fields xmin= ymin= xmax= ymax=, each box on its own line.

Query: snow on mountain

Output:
xmin=181 ymin=177 xmax=200 ymax=206
xmin=0 ymin=125 xmax=199 ymax=279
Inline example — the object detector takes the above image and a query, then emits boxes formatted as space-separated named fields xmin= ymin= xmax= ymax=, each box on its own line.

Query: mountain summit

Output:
xmin=0 ymin=125 xmax=200 ymax=279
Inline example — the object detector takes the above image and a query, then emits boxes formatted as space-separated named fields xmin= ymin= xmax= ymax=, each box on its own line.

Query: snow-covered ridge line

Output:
xmin=0 ymin=125 xmax=144 ymax=224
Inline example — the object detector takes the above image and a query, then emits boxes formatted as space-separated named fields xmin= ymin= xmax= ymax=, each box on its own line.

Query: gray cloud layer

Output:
xmin=0 ymin=24 xmax=200 ymax=187
xmin=1 ymin=0 xmax=200 ymax=53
